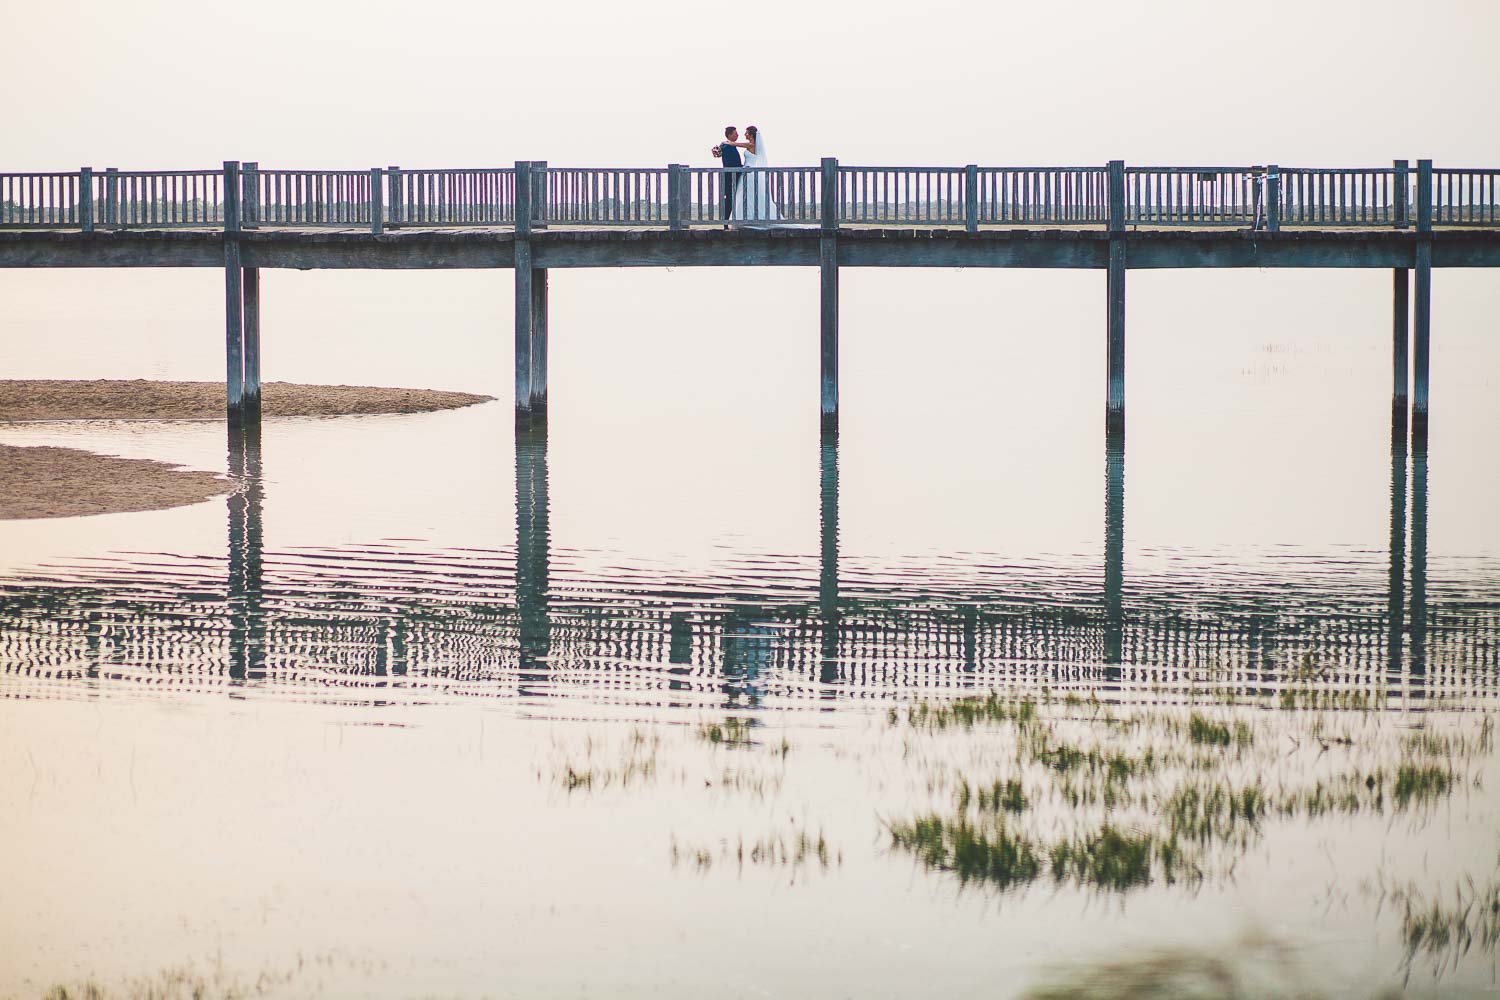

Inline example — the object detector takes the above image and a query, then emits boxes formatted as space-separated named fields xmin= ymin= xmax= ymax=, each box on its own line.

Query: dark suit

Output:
xmin=719 ymin=142 xmax=742 ymax=221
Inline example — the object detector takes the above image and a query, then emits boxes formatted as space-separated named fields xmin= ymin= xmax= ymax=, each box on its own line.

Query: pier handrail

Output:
xmin=3 ymin=161 xmax=1497 ymax=233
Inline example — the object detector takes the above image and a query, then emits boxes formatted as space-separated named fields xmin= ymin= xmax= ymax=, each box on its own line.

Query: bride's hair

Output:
xmin=745 ymin=126 xmax=758 ymax=138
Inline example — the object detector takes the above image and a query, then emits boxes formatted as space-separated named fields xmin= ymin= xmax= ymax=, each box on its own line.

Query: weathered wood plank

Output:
xmin=4 ymin=228 xmax=1500 ymax=270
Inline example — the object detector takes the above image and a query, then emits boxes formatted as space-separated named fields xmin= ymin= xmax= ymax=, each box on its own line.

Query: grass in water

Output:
xmin=671 ymin=825 xmax=842 ymax=876
xmin=698 ymin=716 xmax=755 ymax=747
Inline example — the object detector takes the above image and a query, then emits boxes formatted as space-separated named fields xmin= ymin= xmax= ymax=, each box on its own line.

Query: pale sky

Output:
xmin=3 ymin=0 xmax=1498 ymax=171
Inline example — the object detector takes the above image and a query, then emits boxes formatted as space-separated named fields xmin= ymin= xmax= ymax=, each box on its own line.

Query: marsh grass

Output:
xmin=671 ymin=824 xmax=841 ymax=876
xmin=886 ymin=691 xmax=1494 ymax=899
xmin=551 ymin=727 xmax=664 ymax=792
xmin=697 ymin=716 xmax=755 ymax=748
xmin=40 ymin=952 xmax=364 ymax=1000
xmin=1379 ymin=872 xmax=1500 ymax=981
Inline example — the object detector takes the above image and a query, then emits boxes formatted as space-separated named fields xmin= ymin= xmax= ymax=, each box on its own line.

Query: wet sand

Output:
xmin=0 ymin=443 xmax=229 ymax=520
xmin=0 ymin=380 xmax=494 ymax=519
xmin=0 ymin=379 xmax=493 ymax=422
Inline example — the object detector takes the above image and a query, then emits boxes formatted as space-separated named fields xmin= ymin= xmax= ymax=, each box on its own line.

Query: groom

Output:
xmin=710 ymin=125 xmax=742 ymax=223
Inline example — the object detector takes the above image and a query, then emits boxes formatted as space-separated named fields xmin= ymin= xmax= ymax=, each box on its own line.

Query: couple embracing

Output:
xmin=711 ymin=125 xmax=781 ymax=225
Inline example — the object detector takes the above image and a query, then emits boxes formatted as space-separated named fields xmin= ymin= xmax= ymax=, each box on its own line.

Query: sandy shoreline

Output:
xmin=0 ymin=379 xmax=494 ymax=520
xmin=0 ymin=443 xmax=230 ymax=520
xmin=0 ymin=379 xmax=493 ymax=422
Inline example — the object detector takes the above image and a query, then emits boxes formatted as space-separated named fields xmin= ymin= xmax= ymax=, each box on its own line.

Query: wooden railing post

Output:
xmin=242 ymin=162 xmax=259 ymax=229
xmin=104 ymin=167 xmax=118 ymax=228
xmin=387 ymin=166 xmax=402 ymax=227
xmin=668 ymin=164 xmax=685 ymax=231
xmin=371 ymin=168 xmax=384 ymax=235
xmin=1393 ymin=159 xmax=1409 ymax=229
xmin=1107 ymin=159 xmax=1125 ymax=233
xmin=820 ymin=157 xmax=839 ymax=436
xmin=964 ymin=164 xmax=979 ymax=233
xmin=821 ymin=157 xmax=839 ymax=232
xmin=514 ymin=160 xmax=532 ymax=236
xmin=1266 ymin=165 xmax=1280 ymax=232
xmin=1416 ymin=159 xmax=1432 ymax=233
xmin=79 ymin=168 xmax=93 ymax=232
xmin=531 ymin=161 xmax=548 ymax=230
xmin=224 ymin=161 xmax=241 ymax=235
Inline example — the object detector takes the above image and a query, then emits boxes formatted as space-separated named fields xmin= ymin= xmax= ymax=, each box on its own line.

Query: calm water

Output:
xmin=2 ymin=266 xmax=1499 ymax=996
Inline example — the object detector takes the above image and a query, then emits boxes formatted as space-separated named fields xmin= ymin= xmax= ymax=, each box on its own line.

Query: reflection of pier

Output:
xmin=2 ymin=413 xmax=1496 ymax=707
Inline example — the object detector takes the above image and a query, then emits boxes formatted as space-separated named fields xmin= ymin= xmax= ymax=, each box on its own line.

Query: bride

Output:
xmin=724 ymin=126 xmax=781 ymax=224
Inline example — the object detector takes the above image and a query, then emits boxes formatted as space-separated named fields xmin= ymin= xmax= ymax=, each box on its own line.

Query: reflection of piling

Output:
xmin=1103 ymin=439 xmax=1125 ymax=674
xmin=1387 ymin=424 xmax=1408 ymax=679
xmin=226 ymin=423 xmax=266 ymax=680
xmin=1410 ymin=443 xmax=1428 ymax=678
xmin=515 ymin=424 xmax=551 ymax=679
xmin=819 ymin=431 xmax=840 ymax=684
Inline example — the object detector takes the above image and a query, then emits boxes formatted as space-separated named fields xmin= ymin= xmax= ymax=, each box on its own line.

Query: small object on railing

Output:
xmin=223 ymin=161 xmax=241 ymax=234
xmin=371 ymin=168 xmax=384 ymax=235
xmin=1416 ymin=160 xmax=1432 ymax=233
xmin=821 ymin=158 xmax=838 ymax=232
xmin=964 ymin=165 xmax=978 ymax=233
xmin=79 ymin=168 xmax=93 ymax=233
xmin=1107 ymin=161 xmax=1125 ymax=232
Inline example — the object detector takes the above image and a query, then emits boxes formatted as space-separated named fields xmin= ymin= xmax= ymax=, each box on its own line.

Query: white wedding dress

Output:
xmin=731 ymin=131 xmax=782 ymax=224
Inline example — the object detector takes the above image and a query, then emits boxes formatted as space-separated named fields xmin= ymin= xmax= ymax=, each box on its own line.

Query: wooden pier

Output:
xmin=4 ymin=158 xmax=1500 ymax=447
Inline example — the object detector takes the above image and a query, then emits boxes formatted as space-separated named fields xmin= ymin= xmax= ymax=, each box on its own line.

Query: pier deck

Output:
xmin=3 ymin=158 xmax=1497 ymax=441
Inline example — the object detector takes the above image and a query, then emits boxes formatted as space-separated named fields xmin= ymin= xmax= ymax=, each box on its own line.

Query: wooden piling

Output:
xmin=243 ymin=267 xmax=261 ymax=424
xmin=530 ymin=266 xmax=548 ymax=418
xmin=1413 ymin=159 xmax=1432 ymax=443
xmin=1392 ymin=267 xmax=1409 ymax=438
xmin=514 ymin=161 xmax=535 ymax=428
xmin=1106 ymin=160 xmax=1126 ymax=442
xmin=820 ymin=157 xmax=839 ymax=435
xmin=223 ymin=160 xmax=244 ymax=428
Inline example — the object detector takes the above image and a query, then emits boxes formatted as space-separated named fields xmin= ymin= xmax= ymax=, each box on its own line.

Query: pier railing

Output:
xmin=2 ymin=160 xmax=1497 ymax=232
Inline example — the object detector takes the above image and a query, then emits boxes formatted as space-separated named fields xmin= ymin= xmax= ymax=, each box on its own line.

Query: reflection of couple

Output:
xmin=711 ymin=125 xmax=781 ymax=225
